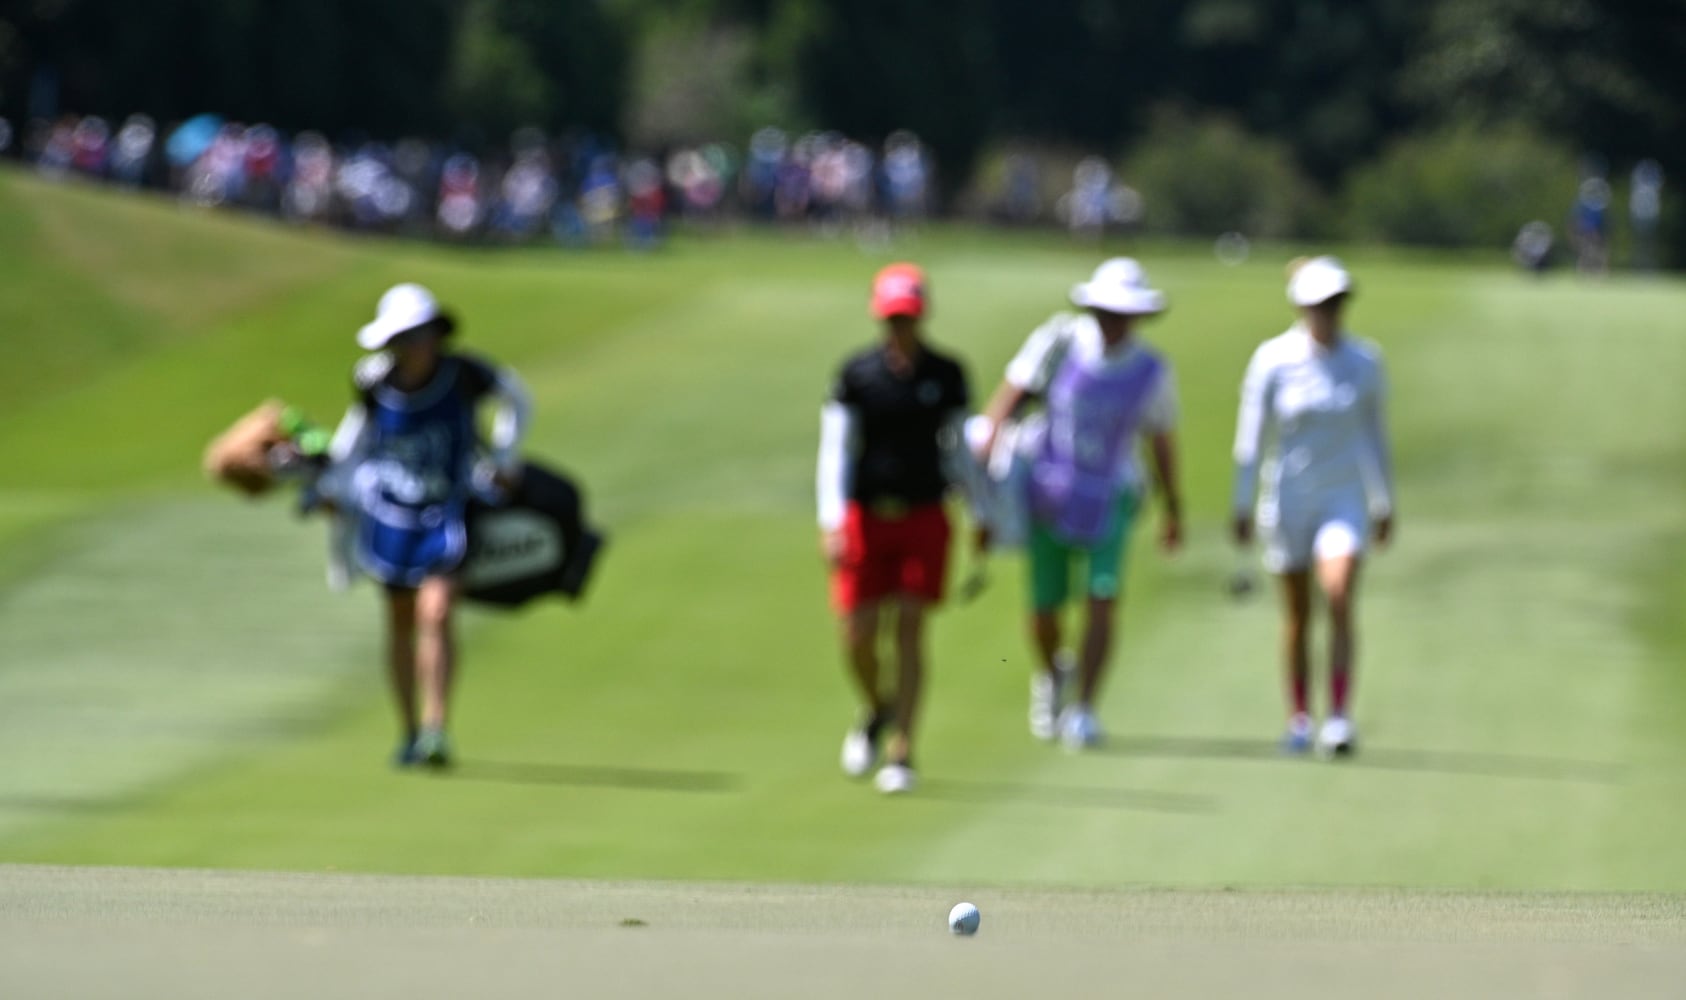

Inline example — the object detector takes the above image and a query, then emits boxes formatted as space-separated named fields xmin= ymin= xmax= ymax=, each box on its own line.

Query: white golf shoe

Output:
xmin=1316 ymin=715 xmax=1357 ymax=757
xmin=840 ymin=727 xmax=877 ymax=778
xmin=874 ymin=763 xmax=917 ymax=795
xmin=1058 ymin=705 xmax=1105 ymax=751
xmin=1029 ymin=653 xmax=1074 ymax=741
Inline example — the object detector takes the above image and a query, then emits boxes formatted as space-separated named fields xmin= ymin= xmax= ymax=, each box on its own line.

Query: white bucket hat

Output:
xmin=1070 ymin=257 xmax=1166 ymax=315
xmin=1287 ymin=256 xmax=1353 ymax=307
xmin=357 ymin=283 xmax=453 ymax=350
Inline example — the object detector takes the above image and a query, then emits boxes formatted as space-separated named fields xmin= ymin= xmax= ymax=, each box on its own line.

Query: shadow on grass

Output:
xmin=0 ymin=793 xmax=132 ymax=814
xmin=1098 ymin=736 xmax=1625 ymax=784
xmin=450 ymin=759 xmax=739 ymax=794
xmin=915 ymin=777 xmax=1211 ymax=814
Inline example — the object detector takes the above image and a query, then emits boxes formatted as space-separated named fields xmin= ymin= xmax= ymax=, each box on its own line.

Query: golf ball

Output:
xmin=948 ymin=901 xmax=980 ymax=936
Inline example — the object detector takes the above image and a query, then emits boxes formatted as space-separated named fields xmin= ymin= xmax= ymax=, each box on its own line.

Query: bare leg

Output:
xmin=841 ymin=602 xmax=885 ymax=717
xmin=384 ymin=588 xmax=419 ymax=741
xmin=1031 ymin=609 xmax=1062 ymax=676
xmin=1316 ymin=555 xmax=1363 ymax=717
xmin=415 ymin=575 xmax=457 ymax=732
xmin=1277 ymin=570 xmax=1313 ymax=719
xmin=1074 ymin=596 xmax=1116 ymax=707
xmin=885 ymin=597 xmax=929 ymax=765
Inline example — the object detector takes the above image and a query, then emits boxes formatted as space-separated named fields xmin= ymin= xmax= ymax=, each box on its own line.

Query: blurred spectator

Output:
xmin=775 ymin=135 xmax=813 ymax=225
xmin=625 ymin=157 xmax=665 ymax=250
xmin=667 ymin=146 xmax=725 ymax=222
xmin=999 ymin=153 xmax=1040 ymax=225
xmin=283 ymin=131 xmax=336 ymax=223
xmin=110 ymin=114 xmax=156 ymax=186
xmin=436 ymin=153 xmax=482 ymax=238
xmin=1511 ymin=220 xmax=1555 ymax=275
xmin=71 ymin=116 xmax=110 ymax=177
xmin=18 ymin=108 xmax=966 ymax=253
xmin=186 ymin=123 xmax=249 ymax=207
xmin=1058 ymin=157 xmax=1140 ymax=242
xmin=492 ymin=150 xmax=558 ymax=240
xmin=337 ymin=142 xmax=412 ymax=231
xmin=882 ymin=131 xmax=929 ymax=223
xmin=242 ymin=125 xmax=285 ymax=211
xmin=742 ymin=127 xmax=786 ymax=220
xmin=0 ymin=117 xmax=13 ymax=156
xmin=36 ymin=117 xmax=76 ymax=178
xmin=1629 ymin=159 xmax=1663 ymax=272
xmin=1569 ymin=175 xmax=1612 ymax=276
xmin=579 ymin=153 xmax=622 ymax=244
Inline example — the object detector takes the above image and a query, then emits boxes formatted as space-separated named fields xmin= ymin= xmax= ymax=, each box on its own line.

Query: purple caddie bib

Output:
xmin=1029 ymin=348 xmax=1163 ymax=545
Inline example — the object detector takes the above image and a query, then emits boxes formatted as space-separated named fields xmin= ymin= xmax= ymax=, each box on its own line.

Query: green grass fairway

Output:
xmin=2 ymin=167 xmax=1685 ymax=893
xmin=3 ymin=865 xmax=1682 ymax=1000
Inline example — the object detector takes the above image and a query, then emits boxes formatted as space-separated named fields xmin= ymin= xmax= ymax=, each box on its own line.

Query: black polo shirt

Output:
xmin=829 ymin=343 xmax=970 ymax=508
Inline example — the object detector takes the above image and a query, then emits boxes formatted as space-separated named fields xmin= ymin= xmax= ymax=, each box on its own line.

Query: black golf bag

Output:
xmin=460 ymin=461 xmax=606 ymax=608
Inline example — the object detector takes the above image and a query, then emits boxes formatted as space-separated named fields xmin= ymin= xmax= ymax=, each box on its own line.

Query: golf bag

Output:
xmin=461 ymin=461 xmax=605 ymax=607
xmin=204 ymin=401 xmax=604 ymax=608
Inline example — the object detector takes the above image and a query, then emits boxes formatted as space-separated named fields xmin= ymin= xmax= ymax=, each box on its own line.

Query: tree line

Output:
xmin=5 ymin=0 xmax=1685 ymax=255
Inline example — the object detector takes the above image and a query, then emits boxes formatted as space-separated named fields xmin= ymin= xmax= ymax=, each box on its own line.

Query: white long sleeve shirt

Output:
xmin=1232 ymin=324 xmax=1394 ymax=517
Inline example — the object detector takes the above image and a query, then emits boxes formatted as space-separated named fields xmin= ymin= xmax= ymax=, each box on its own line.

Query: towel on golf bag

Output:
xmin=203 ymin=400 xmax=331 ymax=497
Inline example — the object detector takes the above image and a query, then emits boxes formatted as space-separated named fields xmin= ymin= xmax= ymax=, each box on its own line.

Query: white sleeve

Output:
xmin=1140 ymin=364 xmax=1178 ymax=434
xmin=327 ymin=403 xmax=370 ymax=464
xmin=1231 ymin=344 xmax=1273 ymax=513
xmin=1003 ymin=315 xmax=1072 ymax=393
xmin=485 ymin=367 xmax=532 ymax=473
xmin=817 ymin=403 xmax=856 ymax=531
xmin=1359 ymin=356 xmax=1395 ymax=517
xmin=940 ymin=409 xmax=994 ymax=526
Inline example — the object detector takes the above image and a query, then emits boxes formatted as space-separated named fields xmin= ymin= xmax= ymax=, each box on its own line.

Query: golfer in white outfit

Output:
xmin=1231 ymin=256 xmax=1395 ymax=757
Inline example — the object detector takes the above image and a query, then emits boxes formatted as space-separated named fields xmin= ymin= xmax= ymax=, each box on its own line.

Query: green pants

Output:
xmin=1027 ymin=491 xmax=1141 ymax=612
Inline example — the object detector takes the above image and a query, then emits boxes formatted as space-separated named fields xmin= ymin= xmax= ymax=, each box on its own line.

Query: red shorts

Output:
xmin=831 ymin=501 xmax=951 ymax=613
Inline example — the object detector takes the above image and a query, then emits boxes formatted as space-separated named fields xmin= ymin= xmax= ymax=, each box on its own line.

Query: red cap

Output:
xmin=871 ymin=262 xmax=926 ymax=319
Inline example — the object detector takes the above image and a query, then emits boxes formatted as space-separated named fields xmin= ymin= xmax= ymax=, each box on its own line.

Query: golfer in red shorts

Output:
xmin=817 ymin=262 xmax=987 ymax=795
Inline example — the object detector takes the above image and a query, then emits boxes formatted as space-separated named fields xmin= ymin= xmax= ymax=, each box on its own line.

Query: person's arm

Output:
xmin=974 ymin=315 xmax=1066 ymax=459
xmin=1360 ymin=354 xmax=1396 ymax=544
xmin=327 ymin=402 xmax=370 ymax=465
xmin=1231 ymin=345 xmax=1273 ymax=545
xmin=1141 ymin=367 xmax=1182 ymax=551
xmin=484 ymin=366 xmax=532 ymax=480
xmin=816 ymin=401 xmax=857 ymax=563
xmin=940 ymin=408 xmax=995 ymax=538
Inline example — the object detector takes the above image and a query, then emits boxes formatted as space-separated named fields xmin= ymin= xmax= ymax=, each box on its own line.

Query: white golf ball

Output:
xmin=948 ymin=901 xmax=980 ymax=936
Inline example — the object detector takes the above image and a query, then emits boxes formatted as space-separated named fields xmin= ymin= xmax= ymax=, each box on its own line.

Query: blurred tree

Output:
xmin=495 ymin=0 xmax=627 ymax=135
xmin=444 ymin=0 xmax=552 ymax=142
xmin=1403 ymin=0 xmax=1686 ymax=259
xmin=777 ymin=0 xmax=998 ymax=199
xmin=1170 ymin=0 xmax=1425 ymax=186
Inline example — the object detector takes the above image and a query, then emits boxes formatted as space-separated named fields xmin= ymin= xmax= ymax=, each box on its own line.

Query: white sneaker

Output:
xmin=1316 ymin=715 xmax=1357 ymax=757
xmin=874 ymin=763 xmax=917 ymax=795
xmin=1281 ymin=712 xmax=1315 ymax=754
xmin=840 ymin=728 xmax=877 ymax=778
xmin=1029 ymin=653 xmax=1074 ymax=741
xmin=1058 ymin=705 xmax=1104 ymax=751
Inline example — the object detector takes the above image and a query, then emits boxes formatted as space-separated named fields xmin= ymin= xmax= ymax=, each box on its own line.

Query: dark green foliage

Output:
xmin=3 ymin=0 xmax=1685 ymax=256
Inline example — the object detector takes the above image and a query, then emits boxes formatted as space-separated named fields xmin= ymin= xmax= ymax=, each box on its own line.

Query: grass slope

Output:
xmin=1 ymin=168 xmax=1684 ymax=890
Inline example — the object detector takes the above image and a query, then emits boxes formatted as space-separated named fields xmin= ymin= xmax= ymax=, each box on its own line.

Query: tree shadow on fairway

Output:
xmin=915 ymin=778 xmax=1211 ymax=814
xmin=451 ymin=759 xmax=739 ymax=794
xmin=1098 ymin=736 xmax=1625 ymax=784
